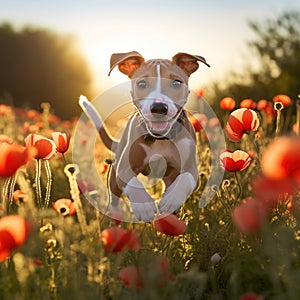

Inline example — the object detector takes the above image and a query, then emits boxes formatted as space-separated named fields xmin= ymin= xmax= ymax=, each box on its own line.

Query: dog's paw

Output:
xmin=158 ymin=193 xmax=185 ymax=214
xmin=123 ymin=176 xmax=157 ymax=222
xmin=130 ymin=201 xmax=157 ymax=222
xmin=158 ymin=172 xmax=196 ymax=214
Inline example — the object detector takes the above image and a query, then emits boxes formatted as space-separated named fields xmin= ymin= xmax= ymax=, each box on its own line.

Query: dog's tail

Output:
xmin=79 ymin=95 xmax=117 ymax=151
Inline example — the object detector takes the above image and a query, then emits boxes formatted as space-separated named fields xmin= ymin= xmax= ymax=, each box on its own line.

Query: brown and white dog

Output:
xmin=80 ymin=51 xmax=209 ymax=221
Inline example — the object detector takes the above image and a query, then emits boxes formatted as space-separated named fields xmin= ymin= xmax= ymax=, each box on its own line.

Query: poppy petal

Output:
xmin=154 ymin=213 xmax=187 ymax=235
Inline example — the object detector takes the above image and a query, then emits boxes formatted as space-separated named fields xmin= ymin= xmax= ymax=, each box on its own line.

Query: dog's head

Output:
xmin=109 ymin=51 xmax=210 ymax=137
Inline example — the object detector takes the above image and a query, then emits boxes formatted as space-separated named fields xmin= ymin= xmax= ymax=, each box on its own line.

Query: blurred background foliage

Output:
xmin=0 ymin=10 xmax=299 ymax=119
xmin=208 ymin=10 xmax=300 ymax=110
xmin=0 ymin=23 xmax=93 ymax=119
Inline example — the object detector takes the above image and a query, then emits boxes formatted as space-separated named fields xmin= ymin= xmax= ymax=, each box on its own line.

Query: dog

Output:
xmin=80 ymin=51 xmax=210 ymax=222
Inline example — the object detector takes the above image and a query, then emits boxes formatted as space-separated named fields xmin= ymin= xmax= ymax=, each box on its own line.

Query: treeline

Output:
xmin=0 ymin=23 xmax=92 ymax=119
xmin=0 ymin=11 xmax=299 ymax=119
xmin=207 ymin=10 xmax=300 ymax=110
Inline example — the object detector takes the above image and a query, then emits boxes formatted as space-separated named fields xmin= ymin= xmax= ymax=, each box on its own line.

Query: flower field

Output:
xmin=0 ymin=93 xmax=300 ymax=300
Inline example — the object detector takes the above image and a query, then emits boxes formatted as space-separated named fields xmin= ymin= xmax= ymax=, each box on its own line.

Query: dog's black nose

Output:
xmin=150 ymin=102 xmax=168 ymax=116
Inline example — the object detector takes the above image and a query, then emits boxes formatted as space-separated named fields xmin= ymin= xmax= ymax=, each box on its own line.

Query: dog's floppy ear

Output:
xmin=172 ymin=52 xmax=210 ymax=76
xmin=108 ymin=51 xmax=145 ymax=78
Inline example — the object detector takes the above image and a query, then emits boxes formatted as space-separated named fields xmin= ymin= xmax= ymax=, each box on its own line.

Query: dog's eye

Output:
xmin=172 ymin=79 xmax=183 ymax=88
xmin=137 ymin=80 xmax=147 ymax=89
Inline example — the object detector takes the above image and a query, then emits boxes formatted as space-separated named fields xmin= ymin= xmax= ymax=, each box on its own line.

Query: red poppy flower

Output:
xmin=257 ymin=99 xmax=268 ymax=110
xmin=264 ymin=104 xmax=277 ymax=117
xmin=273 ymin=94 xmax=291 ymax=107
xmin=26 ymin=109 xmax=41 ymax=121
xmin=52 ymin=198 xmax=76 ymax=216
xmin=189 ymin=113 xmax=207 ymax=132
xmin=261 ymin=137 xmax=300 ymax=184
xmin=13 ymin=189 xmax=27 ymax=205
xmin=219 ymin=150 xmax=251 ymax=172
xmin=118 ymin=265 xmax=145 ymax=290
xmin=257 ymin=100 xmax=276 ymax=118
xmin=76 ymin=179 xmax=95 ymax=194
xmin=107 ymin=210 xmax=123 ymax=225
xmin=100 ymin=227 xmax=140 ymax=252
xmin=99 ymin=162 xmax=109 ymax=174
xmin=240 ymin=98 xmax=256 ymax=109
xmin=0 ymin=135 xmax=13 ymax=144
xmin=0 ymin=215 xmax=33 ymax=261
xmin=207 ymin=117 xmax=220 ymax=128
xmin=32 ymin=258 xmax=43 ymax=266
xmin=156 ymin=256 xmax=176 ymax=285
xmin=225 ymin=108 xmax=260 ymax=142
xmin=239 ymin=292 xmax=264 ymax=300
xmin=220 ymin=97 xmax=236 ymax=111
xmin=0 ymin=104 xmax=11 ymax=116
xmin=195 ymin=89 xmax=205 ymax=98
xmin=25 ymin=133 xmax=56 ymax=160
xmin=0 ymin=144 xmax=35 ymax=177
xmin=48 ymin=114 xmax=61 ymax=124
xmin=51 ymin=132 xmax=71 ymax=153
xmin=232 ymin=198 xmax=267 ymax=234
xmin=154 ymin=213 xmax=187 ymax=236
xmin=253 ymin=177 xmax=297 ymax=211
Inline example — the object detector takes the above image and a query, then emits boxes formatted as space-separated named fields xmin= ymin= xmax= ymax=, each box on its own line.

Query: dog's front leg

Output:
xmin=159 ymin=171 xmax=197 ymax=214
xmin=122 ymin=176 xmax=157 ymax=222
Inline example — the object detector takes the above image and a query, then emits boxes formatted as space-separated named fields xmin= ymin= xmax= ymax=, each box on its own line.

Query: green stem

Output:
xmin=219 ymin=180 xmax=233 ymax=213
xmin=2 ymin=175 xmax=16 ymax=214
xmin=62 ymin=153 xmax=68 ymax=165
xmin=234 ymin=172 xmax=242 ymax=201
xmin=44 ymin=160 xmax=52 ymax=209
xmin=274 ymin=102 xmax=284 ymax=136
xmin=64 ymin=164 xmax=88 ymax=235
xmin=16 ymin=170 xmax=36 ymax=214
xmin=35 ymin=159 xmax=42 ymax=209
xmin=275 ymin=109 xmax=281 ymax=136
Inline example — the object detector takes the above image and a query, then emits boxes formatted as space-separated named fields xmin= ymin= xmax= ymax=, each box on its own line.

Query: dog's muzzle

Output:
xmin=135 ymin=102 xmax=184 ymax=139
xmin=147 ymin=102 xmax=172 ymax=134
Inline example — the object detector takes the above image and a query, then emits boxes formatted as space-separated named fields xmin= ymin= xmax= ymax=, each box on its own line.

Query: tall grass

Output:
xmin=0 ymin=96 xmax=299 ymax=300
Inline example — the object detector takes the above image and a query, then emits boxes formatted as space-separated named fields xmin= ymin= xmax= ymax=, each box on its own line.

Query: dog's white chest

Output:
xmin=139 ymin=140 xmax=172 ymax=178
xmin=138 ymin=137 xmax=192 ymax=178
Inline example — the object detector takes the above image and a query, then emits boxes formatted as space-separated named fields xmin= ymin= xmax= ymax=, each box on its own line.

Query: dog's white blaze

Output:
xmin=156 ymin=63 xmax=161 ymax=93
xmin=140 ymin=62 xmax=177 ymax=118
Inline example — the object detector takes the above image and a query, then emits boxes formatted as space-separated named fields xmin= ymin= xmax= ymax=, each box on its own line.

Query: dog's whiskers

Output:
xmin=135 ymin=117 xmax=146 ymax=128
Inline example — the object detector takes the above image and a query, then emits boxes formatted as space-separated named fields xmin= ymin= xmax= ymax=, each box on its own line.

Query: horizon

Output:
xmin=0 ymin=0 xmax=299 ymax=99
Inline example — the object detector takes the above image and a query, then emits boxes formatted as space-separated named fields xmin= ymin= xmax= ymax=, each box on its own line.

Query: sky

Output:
xmin=0 ymin=0 xmax=299 ymax=96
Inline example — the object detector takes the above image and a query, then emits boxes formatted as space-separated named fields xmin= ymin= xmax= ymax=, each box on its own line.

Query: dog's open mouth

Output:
xmin=145 ymin=118 xmax=179 ymax=137
xmin=148 ymin=121 xmax=170 ymax=133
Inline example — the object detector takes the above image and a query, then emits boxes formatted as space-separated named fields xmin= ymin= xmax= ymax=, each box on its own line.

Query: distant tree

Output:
xmin=0 ymin=23 xmax=92 ymax=119
xmin=208 ymin=11 xmax=300 ymax=108
xmin=248 ymin=11 xmax=300 ymax=95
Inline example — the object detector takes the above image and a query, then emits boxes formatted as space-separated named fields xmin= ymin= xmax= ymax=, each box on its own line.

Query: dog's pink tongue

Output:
xmin=150 ymin=122 xmax=168 ymax=132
